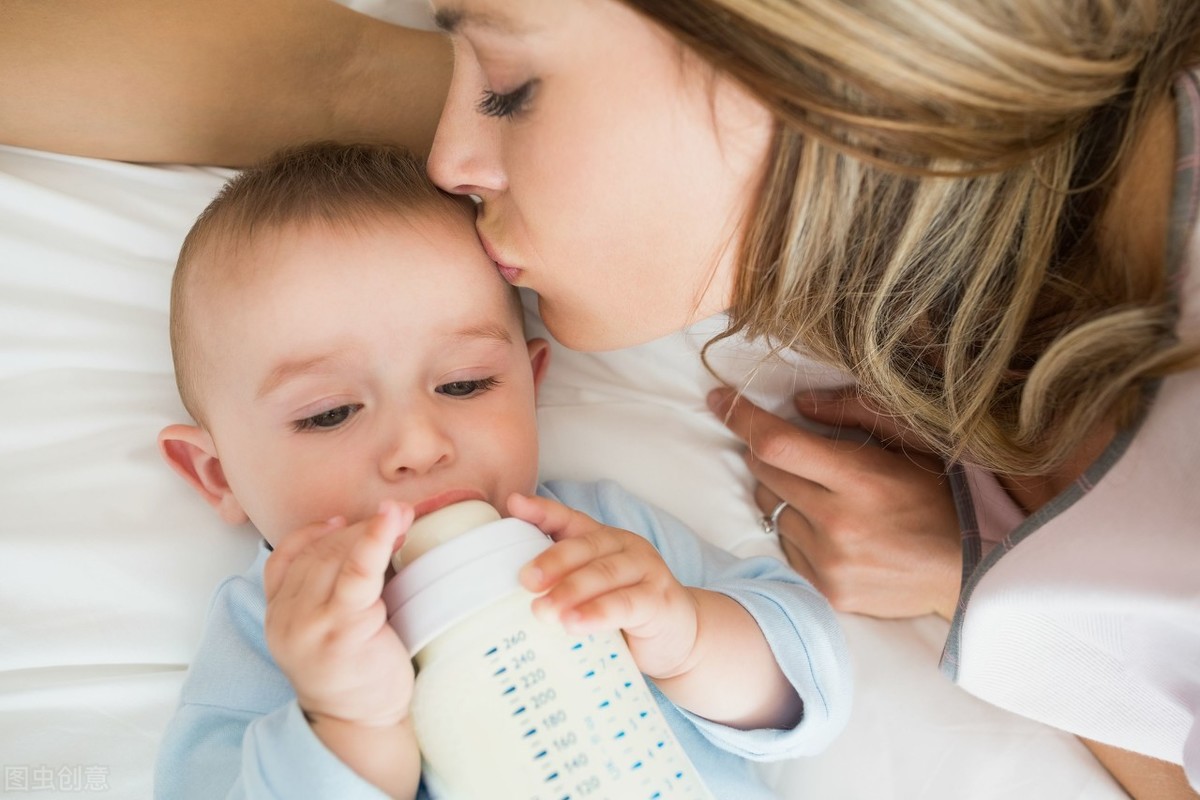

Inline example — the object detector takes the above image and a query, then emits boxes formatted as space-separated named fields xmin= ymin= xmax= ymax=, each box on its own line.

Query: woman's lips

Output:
xmin=478 ymin=234 xmax=523 ymax=284
xmin=495 ymin=264 xmax=523 ymax=284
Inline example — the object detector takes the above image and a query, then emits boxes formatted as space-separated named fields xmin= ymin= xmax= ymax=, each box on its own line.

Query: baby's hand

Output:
xmin=263 ymin=501 xmax=415 ymax=729
xmin=509 ymin=494 xmax=700 ymax=680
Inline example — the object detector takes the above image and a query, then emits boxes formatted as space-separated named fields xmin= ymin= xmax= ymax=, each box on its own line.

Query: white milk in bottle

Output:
xmin=381 ymin=500 xmax=715 ymax=800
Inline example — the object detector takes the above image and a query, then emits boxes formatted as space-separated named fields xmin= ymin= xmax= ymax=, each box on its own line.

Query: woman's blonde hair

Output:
xmin=628 ymin=0 xmax=1200 ymax=475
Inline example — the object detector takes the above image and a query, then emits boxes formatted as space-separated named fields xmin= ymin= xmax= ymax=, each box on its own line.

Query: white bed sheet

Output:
xmin=0 ymin=141 xmax=1125 ymax=800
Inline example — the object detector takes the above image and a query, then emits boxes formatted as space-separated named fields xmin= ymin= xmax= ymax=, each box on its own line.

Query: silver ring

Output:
xmin=760 ymin=500 xmax=789 ymax=536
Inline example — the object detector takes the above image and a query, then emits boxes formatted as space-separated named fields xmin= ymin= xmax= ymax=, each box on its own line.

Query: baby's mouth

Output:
xmin=411 ymin=488 xmax=487 ymax=520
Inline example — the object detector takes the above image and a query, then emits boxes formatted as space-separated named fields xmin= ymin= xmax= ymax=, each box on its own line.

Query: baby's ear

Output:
xmin=157 ymin=424 xmax=249 ymax=525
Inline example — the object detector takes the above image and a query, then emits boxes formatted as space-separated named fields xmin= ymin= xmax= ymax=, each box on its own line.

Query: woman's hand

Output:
xmin=709 ymin=386 xmax=962 ymax=620
xmin=509 ymin=494 xmax=700 ymax=680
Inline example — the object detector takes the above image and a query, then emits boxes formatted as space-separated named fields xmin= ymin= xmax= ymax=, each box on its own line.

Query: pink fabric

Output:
xmin=960 ymin=465 xmax=1024 ymax=556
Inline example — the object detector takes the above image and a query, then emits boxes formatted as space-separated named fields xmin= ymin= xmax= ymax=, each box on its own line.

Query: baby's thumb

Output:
xmin=507 ymin=493 xmax=586 ymax=541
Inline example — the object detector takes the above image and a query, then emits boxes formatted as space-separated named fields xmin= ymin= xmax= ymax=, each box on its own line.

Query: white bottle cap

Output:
xmin=382 ymin=501 xmax=551 ymax=655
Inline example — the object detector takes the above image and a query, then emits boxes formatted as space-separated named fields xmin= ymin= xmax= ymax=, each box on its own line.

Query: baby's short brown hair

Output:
xmin=170 ymin=142 xmax=477 ymax=423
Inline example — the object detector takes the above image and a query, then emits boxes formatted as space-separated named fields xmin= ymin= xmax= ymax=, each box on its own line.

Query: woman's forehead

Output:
xmin=431 ymin=0 xmax=601 ymax=41
xmin=432 ymin=0 xmax=544 ymax=36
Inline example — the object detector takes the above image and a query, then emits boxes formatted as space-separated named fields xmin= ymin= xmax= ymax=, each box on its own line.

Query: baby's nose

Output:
xmin=380 ymin=413 xmax=454 ymax=477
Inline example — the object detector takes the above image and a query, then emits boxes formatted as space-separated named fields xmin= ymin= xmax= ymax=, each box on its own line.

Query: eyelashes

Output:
xmin=476 ymin=81 xmax=537 ymax=119
xmin=437 ymin=376 xmax=502 ymax=398
xmin=290 ymin=378 xmax=502 ymax=432
xmin=292 ymin=404 xmax=362 ymax=432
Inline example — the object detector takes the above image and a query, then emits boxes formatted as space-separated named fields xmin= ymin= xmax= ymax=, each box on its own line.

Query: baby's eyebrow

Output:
xmin=255 ymin=326 xmax=511 ymax=399
xmin=256 ymin=353 xmax=344 ymax=399
xmin=451 ymin=322 xmax=513 ymax=345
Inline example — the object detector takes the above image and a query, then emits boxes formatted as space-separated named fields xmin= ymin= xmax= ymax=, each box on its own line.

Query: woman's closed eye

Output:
xmin=477 ymin=80 xmax=537 ymax=119
xmin=292 ymin=404 xmax=363 ymax=432
xmin=437 ymin=376 xmax=501 ymax=398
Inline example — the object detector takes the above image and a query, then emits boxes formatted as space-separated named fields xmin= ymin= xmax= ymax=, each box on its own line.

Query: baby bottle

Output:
xmin=381 ymin=500 xmax=715 ymax=800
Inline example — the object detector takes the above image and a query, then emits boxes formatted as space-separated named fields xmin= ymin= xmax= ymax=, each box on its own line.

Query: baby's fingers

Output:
xmin=530 ymin=549 xmax=647 ymax=625
xmin=264 ymin=516 xmax=345 ymax=602
xmin=555 ymin=583 xmax=662 ymax=636
xmin=507 ymin=493 xmax=598 ymax=542
xmin=331 ymin=501 xmax=413 ymax=611
xmin=518 ymin=520 xmax=628 ymax=595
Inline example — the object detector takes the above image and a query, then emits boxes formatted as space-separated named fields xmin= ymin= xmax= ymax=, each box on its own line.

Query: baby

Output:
xmin=154 ymin=142 xmax=850 ymax=799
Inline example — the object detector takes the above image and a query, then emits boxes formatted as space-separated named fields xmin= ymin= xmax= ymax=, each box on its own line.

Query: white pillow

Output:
xmin=0 ymin=142 xmax=1122 ymax=799
xmin=0 ymin=147 xmax=255 ymax=799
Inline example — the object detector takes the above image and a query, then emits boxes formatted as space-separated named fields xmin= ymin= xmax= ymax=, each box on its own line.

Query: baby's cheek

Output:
xmin=514 ymin=426 xmax=543 ymax=491
xmin=260 ymin=485 xmax=354 ymax=547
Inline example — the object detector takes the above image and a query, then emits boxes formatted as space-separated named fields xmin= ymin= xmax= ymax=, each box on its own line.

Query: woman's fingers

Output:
xmin=752 ymin=480 xmax=814 ymax=535
xmin=794 ymin=387 xmax=932 ymax=454
xmin=751 ymin=481 xmax=823 ymax=580
xmin=793 ymin=387 xmax=885 ymax=435
xmin=747 ymin=453 xmax=830 ymax=520
xmin=709 ymin=388 xmax=865 ymax=489
xmin=777 ymin=534 xmax=818 ymax=586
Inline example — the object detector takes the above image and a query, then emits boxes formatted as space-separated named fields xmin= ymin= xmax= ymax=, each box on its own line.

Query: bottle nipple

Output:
xmin=393 ymin=500 xmax=501 ymax=570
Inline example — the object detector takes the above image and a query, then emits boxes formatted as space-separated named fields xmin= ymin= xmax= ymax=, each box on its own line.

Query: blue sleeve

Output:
xmin=154 ymin=548 xmax=427 ymax=800
xmin=539 ymin=479 xmax=853 ymax=761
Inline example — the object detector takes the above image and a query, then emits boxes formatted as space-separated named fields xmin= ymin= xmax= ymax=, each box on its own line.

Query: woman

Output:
xmin=425 ymin=9 xmax=1199 ymax=798
xmin=3 ymin=0 xmax=1197 ymax=795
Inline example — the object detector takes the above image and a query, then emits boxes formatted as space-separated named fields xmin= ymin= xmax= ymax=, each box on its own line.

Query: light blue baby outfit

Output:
xmin=155 ymin=480 xmax=852 ymax=799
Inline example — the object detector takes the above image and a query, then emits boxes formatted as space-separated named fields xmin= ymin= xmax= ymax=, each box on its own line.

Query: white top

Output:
xmin=942 ymin=69 xmax=1200 ymax=786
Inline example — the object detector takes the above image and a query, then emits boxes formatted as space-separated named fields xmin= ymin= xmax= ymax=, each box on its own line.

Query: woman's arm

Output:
xmin=1084 ymin=739 xmax=1198 ymax=800
xmin=0 ymin=0 xmax=451 ymax=166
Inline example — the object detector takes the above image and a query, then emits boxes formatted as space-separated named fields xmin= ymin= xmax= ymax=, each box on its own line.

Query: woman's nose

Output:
xmin=427 ymin=60 xmax=507 ymax=198
xmin=380 ymin=412 xmax=454 ymax=478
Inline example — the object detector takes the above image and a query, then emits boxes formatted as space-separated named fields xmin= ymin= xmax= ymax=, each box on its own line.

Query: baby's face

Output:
xmin=192 ymin=212 xmax=544 ymax=546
